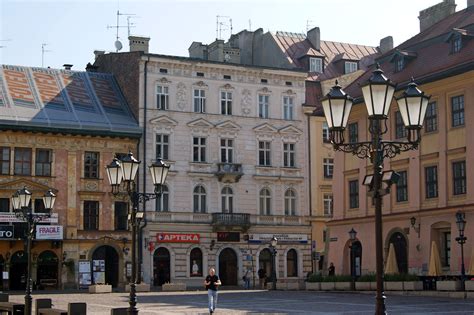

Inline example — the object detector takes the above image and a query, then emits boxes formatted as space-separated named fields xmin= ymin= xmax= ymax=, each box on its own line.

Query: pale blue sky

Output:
xmin=0 ymin=0 xmax=468 ymax=70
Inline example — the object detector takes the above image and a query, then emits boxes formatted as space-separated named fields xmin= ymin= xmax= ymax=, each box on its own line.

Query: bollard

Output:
xmin=68 ymin=302 xmax=87 ymax=315
xmin=110 ymin=307 xmax=128 ymax=315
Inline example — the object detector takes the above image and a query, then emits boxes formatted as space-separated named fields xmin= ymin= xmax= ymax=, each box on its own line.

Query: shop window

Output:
xmin=190 ymin=248 xmax=203 ymax=277
xmin=287 ymin=249 xmax=298 ymax=277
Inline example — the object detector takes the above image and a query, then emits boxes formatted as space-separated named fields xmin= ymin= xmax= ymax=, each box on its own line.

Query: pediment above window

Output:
xmin=0 ymin=178 xmax=55 ymax=193
xmin=445 ymin=28 xmax=474 ymax=42
xmin=158 ymin=77 xmax=172 ymax=84
xmin=193 ymin=81 xmax=208 ymax=88
xmin=215 ymin=120 xmax=241 ymax=131
xmin=283 ymin=89 xmax=296 ymax=95
xmin=149 ymin=115 xmax=178 ymax=127
xmin=279 ymin=125 xmax=302 ymax=142
xmin=220 ymin=83 xmax=234 ymax=90
xmin=388 ymin=50 xmax=417 ymax=63
xmin=258 ymin=87 xmax=272 ymax=94
xmin=187 ymin=118 xmax=214 ymax=130
xmin=253 ymin=123 xmax=278 ymax=134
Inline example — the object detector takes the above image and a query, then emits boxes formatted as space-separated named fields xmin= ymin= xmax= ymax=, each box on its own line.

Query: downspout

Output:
xmin=307 ymin=112 xmax=314 ymax=274
xmin=138 ymin=56 xmax=150 ymax=284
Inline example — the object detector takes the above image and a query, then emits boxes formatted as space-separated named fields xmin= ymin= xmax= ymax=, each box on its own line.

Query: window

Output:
xmin=442 ymin=232 xmax=451 ymax=267
xmin=193 ymin=89 xmax=206 ymax=113
xmin=322 ymin=123 xmax=330 ymax=142
xmin=284 ymin=189 xmax=296 ymax=216
xmin=156 ymin=134 xmax=169 ymax=160
xmin=425 ymin=102 xmax=437 ymax=132
xmin=451 ymin=37 xmax=462 ymax=53
xmin=309 ymin=57 xmax=323 ymax=73
xmin=34 ymin=199 xmax=46 ymax=213
xmin=223 ymin=75 xmax=231 ymax=80
xmin=193 ymin=185 xmax=206 ymax=213
xmin=156 ymin=85 xmax=169 ymax=110
xmin=114 ymin=202 xmax=128 ymax=231
xmin=190 ymin=248 xmax=203 ymax=277
xmin=259 ymin=188 xmax=271 ymax=215
xmin=0 ymin=198 xmax=9 ymax=212
xmin=453 ymin=161 xmax=466 ymax=195
xmin=221 ymin=187 xmax=233 ymax=213
xmin=323 ymin=158 xmax=333 ymax=179
xmin=451 ymin=95 xmax=464 ymax=127
xmin=220 ymin=91 xmax=232 ymax=115
xmin=0 ymin=147 xmax=10 ymax=175
xmin=193 ymin=137 xmax=206 ymax=162
xmin=425 ymin=166 xmax=438 ymax=199
xmin=156 ymin=185 xmax=169 ymax=212
xmin=259 ymin=94 xmax=269 ymax=118
xmin=159 ymin=68 xmax=168 ymax=74
xmin=285 ymin=81 xmax=292 ymax=86
xmin=83 ymin=201 xmax=99 ymax=230
xmin=287 ymin=249 xmax=298 ymax=277
xmin=84 ymin=151 xmax=99 ymax=179
xmin=395 ymin=111 xmax=407 ymax=139
xmin=196 ymin=72 xmax=204 ymax=77
xmin=396 ymin=171 xmax=408 ymax=202
xmin=349 ymin=180 xmax=359 ymax=209
xmin=348 ymin=122 xmax=358 ymax=143
xmin=283 ymin=96 xmax=294 ymax=120
xmin=261 ymin=78 xmax=268 ymax=84
xmin=396 ymin=57 xmax=404 ymax=72
xmin=14 ymin=147 xmax=32 ymax=175
xmin=35 ymin=149 xmax=52 ymax=176
xmin=258 ymin=141 xmax=271 ymax=166
xmin=323 ymin=194 xmax=333 ymax=216
xmin=283 ymin=143 xmax=295 ymax=167
xmin=220 ymin=139 xmax=233 ymax=163
xmin=344 ymin=61 xmax=358 ymax=74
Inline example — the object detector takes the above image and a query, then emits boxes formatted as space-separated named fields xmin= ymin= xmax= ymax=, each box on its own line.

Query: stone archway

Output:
xmin=153 ymin=247 xmax=171 ymax=286
xmin=219 ymin=248 xmax=238 ymax=286
xmin=37 ymin=250 xmax=59 ymax=289
xmin=388 ymin=232 xmax=408 ymax=273
xmin=91 ymin=245 xmax=119 ymax=287
xmin=10 ymin=251 xmax=27 ymax=290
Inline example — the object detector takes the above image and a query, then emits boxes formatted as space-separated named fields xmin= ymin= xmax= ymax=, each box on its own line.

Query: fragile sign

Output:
xmin=156 ymin=233 xmax=200 ymax=243
xmin=36 ymin=225 xmax=63 ymax=240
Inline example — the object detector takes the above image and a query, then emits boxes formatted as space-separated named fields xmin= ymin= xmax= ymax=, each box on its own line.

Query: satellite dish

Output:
xmin=115 ymin=40 xmax=123 ymax=51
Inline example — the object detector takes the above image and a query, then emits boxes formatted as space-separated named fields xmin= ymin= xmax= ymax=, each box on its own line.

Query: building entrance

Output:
xmin=219 ymin=248 xmax=237 ymax=286
xmin=10 ymin=251 xmax=27 ymax=290
xmin=91 ymin=245 xmax=119 ymax=287
xmin=259 ymin=248 xmax=272 ymax=279
xmin=153 ymin=247 xmax=170 ymax=286
xmin=389 ymin=232 xmax=408 ymax=273
xmin=37 ymin=250 xmax=59 ymax=289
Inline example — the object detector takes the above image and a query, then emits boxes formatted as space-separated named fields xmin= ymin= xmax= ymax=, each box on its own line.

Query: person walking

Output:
xmin=204 ymin=267 xmax=221 ymax=314
xmin=257 ymin=268 xmax=266 ymax=289
xmin=328 ymin=262 xmax=335 ymax=276
xmin=243 ymin=268 xmax=250 ymax=289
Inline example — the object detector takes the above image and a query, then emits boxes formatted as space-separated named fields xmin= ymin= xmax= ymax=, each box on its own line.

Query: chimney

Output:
xmin=129 ymin=36 xmax=150 ymax=53
xmin=418 ymin=0 xmax=456 ymax=32
xmin=94 ymin=50 xmax=105 ymax=60
xmin=63 ymin=64 xmax=73 ymax=70
xmin=307 ymin=27 xmax=320 ymax=51
xmin=379 ymin=36 xmax=393 ymax=54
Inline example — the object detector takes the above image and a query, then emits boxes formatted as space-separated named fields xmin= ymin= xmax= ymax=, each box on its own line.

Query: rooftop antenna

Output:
xmin=216 ymin=15 xmax=232 ymax=40
xmin=41 ymin=43 xmax=51 ymax=67
xmin=126 ymin=15 xmax=139 ymax=37
xmin=107 ymin=10 xmax=135 ymax=52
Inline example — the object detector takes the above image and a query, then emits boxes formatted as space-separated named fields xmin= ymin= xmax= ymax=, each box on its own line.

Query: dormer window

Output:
xmin=396 ymin=57 xmax=404 ymax=72
xmin=309 ymin=57 xmax=323 ymax=73
xmin=451 ymin=37 xmax=462 ymax=53
xmin=344 ymin=61 xmax=358 ymax=74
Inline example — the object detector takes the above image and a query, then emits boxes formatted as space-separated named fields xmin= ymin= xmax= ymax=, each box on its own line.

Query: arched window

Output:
xmin=284 ymin=189 xmax=296 ymax=215
xmin=221 ymin=187 xmax=233 ymax=213
xmin=193 ymin=185 xmax=206 ymax=213
xmin=259 ymin=188 xmax=271 ymax=215
xmin=156 ymin=185 xmax=169 ymax=212
xmin=287 ymin=249 xmax=298 ymax=277
xmin=190 ymin=248 xmax=203 ymax=277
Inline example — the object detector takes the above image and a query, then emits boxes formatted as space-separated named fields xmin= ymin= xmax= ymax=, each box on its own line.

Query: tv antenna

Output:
xmin=126 ymin=15 xmax=139 ymax=37
xmin=216 ymin=15 xmax=233 ymax=40
xmin=107 ymin=10 xmax=136 ymax=52
xmin=41 ymin=43 xmax=51 ymax=67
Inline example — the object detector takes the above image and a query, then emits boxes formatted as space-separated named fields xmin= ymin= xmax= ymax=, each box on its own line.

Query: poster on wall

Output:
xmin=78 ymin=260 xmax=91 ymax=288
xmin=93 ymin=272 xmax=106 ymax=284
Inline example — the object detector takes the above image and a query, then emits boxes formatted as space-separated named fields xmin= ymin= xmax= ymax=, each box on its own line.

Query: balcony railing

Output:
xmin=215 ymin=163 xmax=243 ymax=183
xmin=211 ymin=213 xmax=250 ymax=230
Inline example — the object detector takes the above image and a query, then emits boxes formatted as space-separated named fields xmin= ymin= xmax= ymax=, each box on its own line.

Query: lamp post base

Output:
xmin=128 ymin=282 xmax=138 ymax=315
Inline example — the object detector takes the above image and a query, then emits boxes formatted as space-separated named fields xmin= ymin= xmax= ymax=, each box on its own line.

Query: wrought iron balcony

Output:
xmin=215 ymin=163 xmax=243 ymax=183
xmin=211 ymin=213 xmax=250 ymax=231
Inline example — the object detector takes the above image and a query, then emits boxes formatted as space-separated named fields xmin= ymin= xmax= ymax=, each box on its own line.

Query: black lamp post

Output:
xmin=348 ymin=228 xmax=357 ymax=290
xmin=322 ymin=66 xmax=430 ymax=315
xmin=455 ymin=211 xmax=467 ymax=291
xmin=106 ymin=152 xmax=169 ymax=315
xmin=11 ymin=186 xmax=56 ymax=315
xmin=269 ymin=237 xmax=278 ymax=290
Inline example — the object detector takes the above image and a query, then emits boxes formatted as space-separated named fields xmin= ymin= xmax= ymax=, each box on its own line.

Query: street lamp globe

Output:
xmin=270 ymin=237 xmax=278 ymax=248
xmin=321 ymin=80 xmax=354 ymax=131
xmin=361 ymin=64 xmax=396 ymax=118
xmin=396 ymin=78 xmax=430 ymax=130
xmin=149 ymin=158 xmax=170 ymax=192
xmin=11 ymin=192 xmax=20 ymax=211
xmin=17 ymin=186 xmax=32 ymax=208
xmin=456 ymin=211 xmax=466 ymax=234
xmin=42 ymin=189 xmax=56 ymax=211
xmin=120 ymin=151 xmax=141 ymax=182
xmin=348 ymin=228 xmax=357 ymax=241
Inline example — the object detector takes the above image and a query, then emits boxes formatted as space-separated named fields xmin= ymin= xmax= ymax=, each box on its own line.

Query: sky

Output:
xmin=0 ymin=0 xmax=468 ymax=70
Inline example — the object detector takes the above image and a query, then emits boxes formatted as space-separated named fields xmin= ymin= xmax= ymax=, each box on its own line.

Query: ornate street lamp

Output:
xmin=106 ymin=152 xmax=170 ymax=315
xmin=455 ymin=211 xmax=467 ymax=291
xmin=11 ymin=186 xmax=56 ymax=315
xmin=269 ymin=237 xmax=278 ymax=290
xmin=348 ymin=228 xmax=357 ymax=291
xmin=322 ymin=64 xmax=430 ymax=315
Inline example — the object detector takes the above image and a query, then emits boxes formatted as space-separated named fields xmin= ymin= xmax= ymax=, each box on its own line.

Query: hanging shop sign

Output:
xmin=156 ymin=233 xmax=200 ymax=243
xmin=247 ymin=233 xmax=308 ymax=244
xmin=35 ymin=225 xmax=63 ymax=240
xmin=0 ymin=213 xmax=58 ymax=223
xmin=0 ymin=226 xmax=14 ymax=239
xmin=217 ymin=232 xmax=240 ymax=242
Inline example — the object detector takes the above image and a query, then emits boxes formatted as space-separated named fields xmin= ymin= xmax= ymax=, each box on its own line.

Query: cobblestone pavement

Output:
xmin=7 ymin=290 xmax=474 ymax=314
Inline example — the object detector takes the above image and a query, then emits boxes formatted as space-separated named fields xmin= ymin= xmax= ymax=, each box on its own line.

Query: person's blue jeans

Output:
xmin=208 ymin=289 xmax=218 ymax=311
xmin=244 ymin=278 xmax=250 ymax=289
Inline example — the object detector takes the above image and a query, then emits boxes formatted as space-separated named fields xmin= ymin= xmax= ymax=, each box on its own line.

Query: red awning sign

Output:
xmin=156 ymin=233 xmax=200 ymax=243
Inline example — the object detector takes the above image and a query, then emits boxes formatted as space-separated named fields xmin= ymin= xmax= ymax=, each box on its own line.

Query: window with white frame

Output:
xmin=156 ymin=134 xmax=169 ymax=160
xmin=283 ymin=96 xmax=294 ymax=120
xmin=156 ymin=185 xmax=169 ymax=212
xmin=156 ymin=85 xmax=169 ymax=110
xmin=221 ymin=187 xmax=233 ymax=213
xmin=220 ymin=139 xmax=233 ymax=163
xmin=322 ymin=122 xmax=330 ymax=142
xmin=193 ymin=137 xmax=206 ymax=162
xmin=344 ymin=61 xmax=358 ymax=74
xmin=323 ymin=194 xmax=333 ymax=216
xmin=258 ymin=141 xmax=271 ymax=166
xmin=259 ymin=188 xmax=271 ymax=215
xmin=283 ymin=143 xmax=295 ymax=167
xmin=193 ymin=89 xmax=206 ymax=113
xmin=451 ymin=37 xmax=462 ymax=53
xmin=323 ymin=158 xmax=333 ymax=178
xmin=193 ymin=185 xmax=206 ymax=213
xmin=284 ymin=189 xmax=296 ymax=215
xmin=396 ymin=57 xmax=404 ymax=72
xmin=309 ymin=57 xmax=323 ymax=73
xmin=220 ymin=91 xmax=232 ymax=115
xmin=259 ymin=94 xmax=269 ymax=118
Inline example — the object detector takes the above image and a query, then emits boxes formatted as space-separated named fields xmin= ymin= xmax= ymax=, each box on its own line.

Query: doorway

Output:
xmin=389 ymin=232 xmax=408 ymax=273
xmin=37 ymin=250 xmax=59 ymax=289
xmin=259 ymin=248 xmax=272 ymax=280
xmin=219 ymin=248 xmax=238 ymax=286
xmin=153 ymin=247 xmax=170 ymax=286
xmin=92 ymin=245 xmax=119 ymax=287
xmin=350 ymin=241 xmax=362 ymax=277
xmin=10 ymin=251 xmax=27 ymax=290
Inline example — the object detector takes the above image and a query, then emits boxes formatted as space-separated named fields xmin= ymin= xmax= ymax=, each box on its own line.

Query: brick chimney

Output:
xmin=307 ymin=27 xmax=320 ymax=51
xmin=379 ymin=36 xmax=393 ymax=54
xmin=63 ymin=64 xmax=73 ymax=70
xmin=94 ymin=50 xmax=105 ymax=60
xmin=418 ymin=0 xmax=456 ymax=32
xmin=129 ymin=36 xmax=150 ymax=53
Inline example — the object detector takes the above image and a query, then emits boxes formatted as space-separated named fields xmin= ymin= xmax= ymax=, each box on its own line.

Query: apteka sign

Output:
xmin=156 ymin=233 xmax=200 ymax=243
